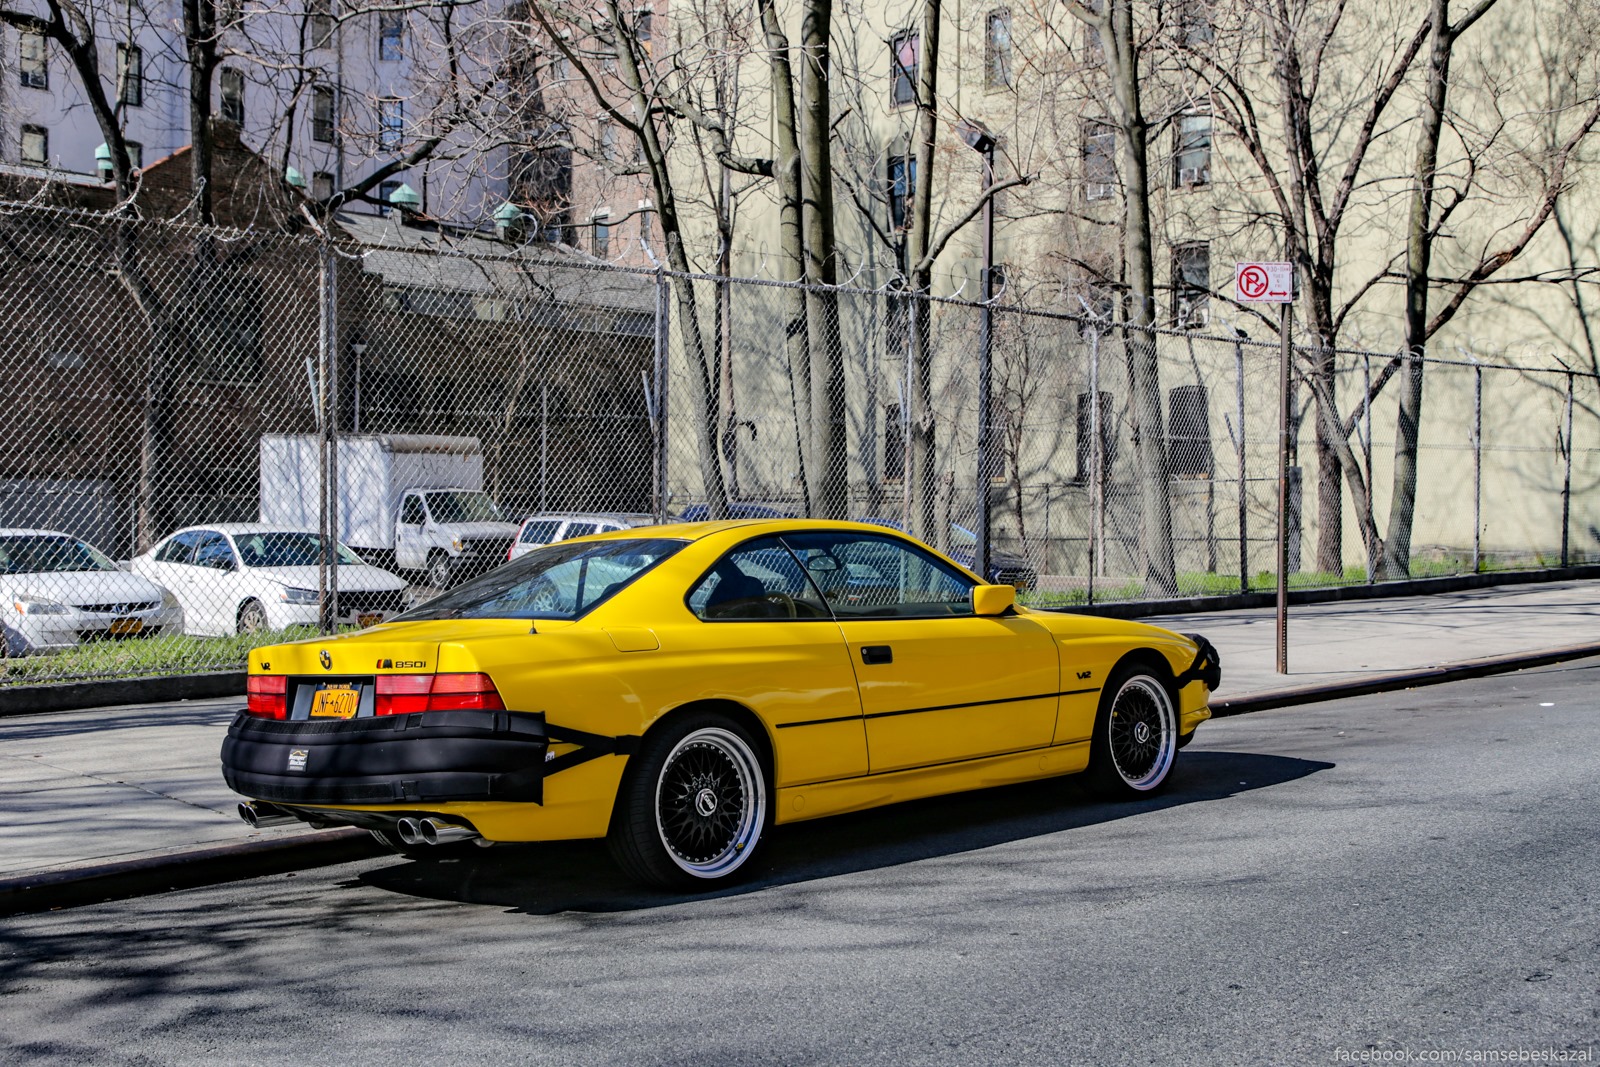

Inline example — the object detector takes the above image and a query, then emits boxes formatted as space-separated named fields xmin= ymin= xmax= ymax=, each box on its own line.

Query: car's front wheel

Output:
xmin=1087 ymin=662 xmax=1179 ymax=799
xmin=607 ymin=713 xmax=770 ymax=889
xmin=425 ymin=551 xmax=452 ymax=590
xmin=236 ymin=599 xmax=269 ymax=635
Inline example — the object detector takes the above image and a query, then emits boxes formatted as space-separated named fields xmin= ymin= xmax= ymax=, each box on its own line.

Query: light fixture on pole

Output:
xmin=350 ymin=338 xmax=368 ymax=434
xmin=94 ymin=143 xmax=114 ymax=181
xmin=958 ymin=119 xmax=998 ymax=584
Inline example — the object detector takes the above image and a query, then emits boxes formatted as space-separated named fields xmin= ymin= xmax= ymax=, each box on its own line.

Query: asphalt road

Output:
xmin=3 ymin=661 xmax=1598 ymax=1066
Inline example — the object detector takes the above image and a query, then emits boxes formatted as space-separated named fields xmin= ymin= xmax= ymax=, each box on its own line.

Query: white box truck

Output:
xmin=259 ymin=434 xmax=520 ymax=588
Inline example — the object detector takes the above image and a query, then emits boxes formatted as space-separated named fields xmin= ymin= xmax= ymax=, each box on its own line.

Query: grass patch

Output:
xmin=0 ymin=626 xmax=325 ymax=687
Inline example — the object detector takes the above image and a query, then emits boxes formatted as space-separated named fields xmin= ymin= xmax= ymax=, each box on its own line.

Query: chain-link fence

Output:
xmin=3 ymin=199 xmax=1596 ymax=685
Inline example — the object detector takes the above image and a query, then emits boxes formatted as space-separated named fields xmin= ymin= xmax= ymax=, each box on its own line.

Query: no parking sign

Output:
xmin=1234 ymin=261 xmax=1294 ymax=302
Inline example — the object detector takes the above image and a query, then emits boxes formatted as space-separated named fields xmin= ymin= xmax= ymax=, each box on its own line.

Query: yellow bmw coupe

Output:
xmin=223 ymin=520 xmax=1219 ymax=888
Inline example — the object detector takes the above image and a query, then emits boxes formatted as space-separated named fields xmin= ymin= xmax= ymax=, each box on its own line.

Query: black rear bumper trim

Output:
xmin=220 ymin=708 xmax=640 ymax=807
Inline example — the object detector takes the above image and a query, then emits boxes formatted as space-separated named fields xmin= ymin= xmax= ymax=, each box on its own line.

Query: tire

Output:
xmin=425 ymin=551 xmax=453 ymax=590
xmin=607 ymin=712 xmax=770 ymax=889
xmin=1086 ymin=661 xmax=1179 ymax=799
xmin=237 ymin=599 xmax=269 ymax=635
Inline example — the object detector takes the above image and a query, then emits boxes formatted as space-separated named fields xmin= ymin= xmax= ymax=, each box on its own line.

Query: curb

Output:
xmin=0 ymin=828 xmax=384 ymax=917
xmin=1210 ymin=641 xmax=1600 ymax=716
xmin=5 ymin=641 xmax=1598 ymax=918
xmin=0 ymin=672 xmax=243 ymax=719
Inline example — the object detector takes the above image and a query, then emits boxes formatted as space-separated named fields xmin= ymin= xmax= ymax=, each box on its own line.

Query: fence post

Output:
xmin=652 ymin=267 xmax=670 ymax=524
xmin=1087 ymin=326 xmax=1102 ymax=606
xmin=1472 ymin=362 xmax=1482 ymax=573
xmin=1562 ymin=371 xmax=1574 ymax=568
xmin=317 ymin=241 xmax=340 ymax=633
xmin=1234 ymin=331 xmax=1247 ymax=593
xmin=1363 ymin=352 xmax=1375 ymax=584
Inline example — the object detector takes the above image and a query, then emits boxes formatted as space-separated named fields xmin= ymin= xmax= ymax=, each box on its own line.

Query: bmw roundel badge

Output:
xmin=320 ymin=649 xmax=333 ymax=670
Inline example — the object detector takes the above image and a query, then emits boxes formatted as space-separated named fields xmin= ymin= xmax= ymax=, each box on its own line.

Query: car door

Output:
xmin=780 ymin=531 xmax=1059 ymax=775
xmin=677 ymin=536 xmax=868 ymax=787
xmin=142 ymin=531 xmax=203 ymax=631
xmin=395 ymin=493 xmax=428 ymax=570
xmin=188 ymin=530 xmax=241 ymax=635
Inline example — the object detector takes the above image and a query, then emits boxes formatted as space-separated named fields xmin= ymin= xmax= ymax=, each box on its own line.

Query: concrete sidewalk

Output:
xmin=1 ymin=578 xmax=1596 ymax=892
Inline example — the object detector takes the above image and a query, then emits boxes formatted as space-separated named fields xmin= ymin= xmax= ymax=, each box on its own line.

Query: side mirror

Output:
xmin=972 ymin=584 xmax=1015 ymax=616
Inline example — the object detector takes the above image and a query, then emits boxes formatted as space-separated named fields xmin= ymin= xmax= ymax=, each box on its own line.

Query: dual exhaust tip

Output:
xmin=395 ymin=816 xmax=480 ymax=846
xmin=238 ymin=803 xmax=481 ymax=847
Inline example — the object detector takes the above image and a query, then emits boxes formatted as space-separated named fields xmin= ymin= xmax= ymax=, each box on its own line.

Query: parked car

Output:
xmin=221 ymin=519 xmax=1219 ymax=889
xmin=675 ymin=502 xmax=796 ymax=522
xmin=0 ymin=528 xmax=181 ymax=653
xmin=132 ymin=524 xmax=410 ymax=637
xmin=507 ymin=512 xmax=656 ymax=561
xmin=858 ymin=518 xmax=1039 ymax=591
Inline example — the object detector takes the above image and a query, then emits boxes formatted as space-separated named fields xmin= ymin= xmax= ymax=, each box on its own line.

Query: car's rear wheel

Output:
xmin=607 ymin=713 xmax=769 ymax=889
xmin=237 ymin=599 xmax=268 ymax=635
xmin=1087 ymin=662 xmax=1179 ymax=799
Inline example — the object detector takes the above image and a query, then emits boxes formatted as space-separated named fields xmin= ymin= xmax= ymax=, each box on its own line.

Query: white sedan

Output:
xmin=1 ymin=528 xmax=182 ymax=654
xmin=132 ymin=524 xmax=411 ymax=637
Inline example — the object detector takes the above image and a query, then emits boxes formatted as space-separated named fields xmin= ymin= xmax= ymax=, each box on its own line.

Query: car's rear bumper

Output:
xmin=221 ymin=708 xmax=639 ymax=808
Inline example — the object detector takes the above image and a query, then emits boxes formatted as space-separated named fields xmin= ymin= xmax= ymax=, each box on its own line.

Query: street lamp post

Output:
xmin=960 ymin=121 xmax=998 ymax=583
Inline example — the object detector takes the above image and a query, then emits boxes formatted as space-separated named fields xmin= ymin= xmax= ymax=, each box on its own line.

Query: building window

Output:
xmin=378 ymin=97 xmax=403 ymax=152
xmin=309 ymin=0 xmax=334 ymax=48
xmin=887 ymin=154 xmax=916 ymax=230
xmin=540 ymin=208 xmax=571 ymax=245
xmin=311 ymin=86 xmax=334 ymax=143
xmin=20 ymin=124 xmax=47 ymax=166
xmin=890 ymin=30 xmax=918 ymax=107
xmin=985 ymin=9 xmax=1012 ymax=90
xmin=117 ymin=44 xmax=143 ymax=108
xmin=598 ymin=116 xmax=618 ymax=161
xmin=1081 ymin=17 xmax=1103 ymax=65
xmin=312 ymin=171 xmax=335 ymax=200
xmin=591 ymin=213 xmax=611 ymax=257
xmin=636 ymin=9 xmax=652 ymax=55
xmin=219 ymin=0 xmax=241 ymax=27
xmin=1174 ymin=113 xmax=1211 ymax=186
xmin=1082 ymin=120 xmax=1116 ymax=200
xmin=378 ymin=178 xmax=401 ymax=213
xmin=378 ymin=10 xmax=403 ymax=61
xmin=125 ymin=141 xmax=143 ymax=169
xmin=220 ymin=68 xmax=245 ymax=123
xmin=884 ymin=403 xmax=906 ymax=482
xmin=20 ymin=31 xmax=47 ymax=89
xmin=1172 ymin=241 xmax=1210 ymax=328
xmin=1176 ymin=0 xmax=1214 ymax=47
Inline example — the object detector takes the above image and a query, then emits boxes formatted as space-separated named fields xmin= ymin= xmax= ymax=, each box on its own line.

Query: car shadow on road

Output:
xmin=355 ymin=749 xmax=1332 ymax=916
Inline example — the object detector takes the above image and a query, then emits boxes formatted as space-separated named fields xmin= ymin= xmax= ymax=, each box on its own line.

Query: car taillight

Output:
xmin=374 ymin=673 xmax=505 ymax=716
xmin=246 ymin=674 xmax=288 ymax=719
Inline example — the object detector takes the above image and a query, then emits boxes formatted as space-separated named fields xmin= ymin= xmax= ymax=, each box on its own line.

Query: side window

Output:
xmin=688 ymin=537 xmax=831 ymax=621
xmin=155 ymin=531 xmax=202 ymax=563
xmin=780 ymin=532 xmax=975 ymax=618
xmin=400 ymin=496 xmax=426 ymax=525
xmin=563 ymin=522 xmax=599 ymax=540
xmin=193 ymin=532 xmax=237 ymax=570
xmin=519 ymin=520 xmax=559 ymax=544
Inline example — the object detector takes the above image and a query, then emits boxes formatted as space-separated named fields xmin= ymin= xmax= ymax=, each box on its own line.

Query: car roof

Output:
xmin=0 ymin=528 xmax=84 ymax=538
xmin=158 ymin=523 xmax=319 ymax=539
xmin=596 ymin=518 xmax=925 ymax=542
xmin=517 ymin=512 xmax=653 ymax=525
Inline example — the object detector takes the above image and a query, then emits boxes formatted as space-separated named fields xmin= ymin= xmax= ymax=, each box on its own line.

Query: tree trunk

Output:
xmin=184 ymin=0 xmax=218 ymax=225
xmin=906 ymin=0 xmax=941 ymax=541
xmin=1105 ymin=1 xmax=1176 ymax=596
xmin=799 ymin=0 xmax=847 ymax=518
xmin=1382 ymin=0 xmax=1454 ymax=580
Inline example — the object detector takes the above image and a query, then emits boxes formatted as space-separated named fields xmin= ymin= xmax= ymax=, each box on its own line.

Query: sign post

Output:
xmin=1235 ymin=262 xmax=1295 ymax=675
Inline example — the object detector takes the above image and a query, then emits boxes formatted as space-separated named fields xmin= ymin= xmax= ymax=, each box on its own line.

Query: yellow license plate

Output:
xmin=310 ymin=685 xmax=360 ymax=719
xmin=108 ymin=618 xmax=143 ymax=635
xmin=357 ymin=613 xmax=383 ymax=629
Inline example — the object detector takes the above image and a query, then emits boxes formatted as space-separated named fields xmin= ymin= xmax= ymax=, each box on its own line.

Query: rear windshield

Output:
xmin=399 ymin=537 xmax=686 ymax=621
xmin=0 ymin=534 xmax=116 ymax=574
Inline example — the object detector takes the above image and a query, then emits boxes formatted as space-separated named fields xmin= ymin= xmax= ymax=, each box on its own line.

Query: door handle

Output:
xmin=861 ymin=645 xmax=893 ymax=665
